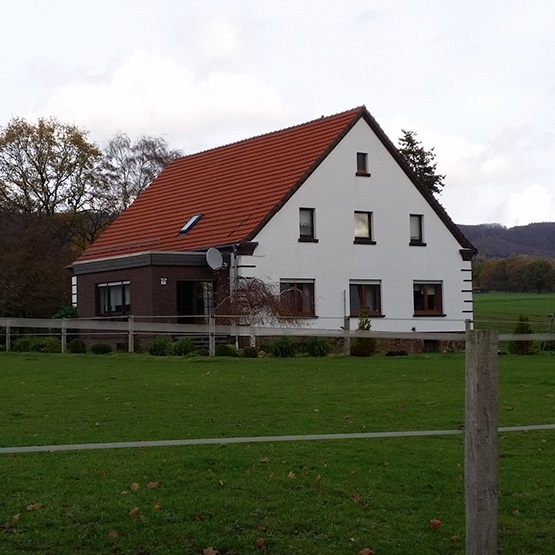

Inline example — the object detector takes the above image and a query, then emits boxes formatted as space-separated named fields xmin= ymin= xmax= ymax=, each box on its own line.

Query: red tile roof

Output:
xmin=76 ymin=106 xmax=475 ymax=262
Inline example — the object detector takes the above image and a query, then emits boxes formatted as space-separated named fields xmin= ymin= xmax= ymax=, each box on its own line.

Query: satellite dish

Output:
xmin=206 ymin=247 xmax=224 ymax=271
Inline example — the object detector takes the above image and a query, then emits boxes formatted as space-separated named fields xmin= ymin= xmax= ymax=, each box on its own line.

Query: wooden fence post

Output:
xmin=128 ymin=316 xmax=135 ymax=353
xmin=343 ymin=316 xmax=350 ymax=356
xmin=465 ymin=329 xmax=499 ymax=555
xmin=61 ymin=318 xmax=67 ymax=353
xmin=208 ymin=313 xmax=216 ymax=356
xmin=5 ymin=320 xmax=11 ymax=352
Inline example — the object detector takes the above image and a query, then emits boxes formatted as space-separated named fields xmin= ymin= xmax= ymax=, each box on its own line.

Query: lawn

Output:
xmin=1 ymin=352 xmax=554 ymax=554
xmin=473 ymin=292 xmax=555 ymax=334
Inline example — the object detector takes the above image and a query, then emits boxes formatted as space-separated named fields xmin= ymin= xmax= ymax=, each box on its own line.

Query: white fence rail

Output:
xmin=1 ymin=316 xmax=553 ymax=356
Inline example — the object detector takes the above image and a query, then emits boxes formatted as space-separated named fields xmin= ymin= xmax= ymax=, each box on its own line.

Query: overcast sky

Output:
xmin=2 ymin=0 xmax=554 ymax=226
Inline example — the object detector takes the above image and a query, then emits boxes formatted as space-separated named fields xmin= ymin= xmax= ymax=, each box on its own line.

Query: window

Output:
xmin=299 ymin=208 xmax=317 ymax=242
xmin=97 ymin=281 xmax=130 ymax=316
xmin=350 ymin=281 xmax=382 ymax=316
xmin=356 ymin=152 xmax=370 ymax=176
xmin=177 ymin=281 xmax=214 ymax=317
xmin=179 ymin=213 xmax=202 ymax=234
xmin=71 ymin=276 xmax=78 ymax=308
xmin=354 ymin=211 xmax=375 ymax=244
xmin=280 ymin=280 xmax=315 ymax=316
xmin=413 ymin=282 xmax=443 ymax=315
xmin=409 ymin=214 xmax=425 ymax=245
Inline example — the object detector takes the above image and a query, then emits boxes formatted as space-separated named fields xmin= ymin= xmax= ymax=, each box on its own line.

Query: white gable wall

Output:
xmin=239 ymin=118 xmax=472 ymax=332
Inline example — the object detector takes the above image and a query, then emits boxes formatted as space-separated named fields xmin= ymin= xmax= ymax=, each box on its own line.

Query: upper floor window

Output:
xmin=350 ymin=281 xmax=382 ymax=316
xmin=280 ymin=280 xmax=315 ymax=317
xmin=409 ymin=214 xmax=426 ymax=245
xmin=97 ymin=280 xmax=130 ymax=316
xmin=413 ymin=282 xmax=443 ymax=315
xmin=354 ymin=211 xmax=375 ymax=244
xmin=356 ymin=152 xmax=370 ymax=176
xmin=299 ymin=208 xmax=317 ymax=242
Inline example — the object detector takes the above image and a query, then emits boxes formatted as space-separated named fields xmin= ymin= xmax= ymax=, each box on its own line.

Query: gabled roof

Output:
xmin=76 ymin=106 xmax=475 ymax=262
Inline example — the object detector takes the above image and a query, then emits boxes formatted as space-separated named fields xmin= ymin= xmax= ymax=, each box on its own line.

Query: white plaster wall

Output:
xmin=239 ymin=119 xmax=472 ymax=332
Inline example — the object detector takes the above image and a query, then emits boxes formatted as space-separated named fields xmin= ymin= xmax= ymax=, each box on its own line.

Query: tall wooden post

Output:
xmin=465 ymin=330 xmax=499 ymax=555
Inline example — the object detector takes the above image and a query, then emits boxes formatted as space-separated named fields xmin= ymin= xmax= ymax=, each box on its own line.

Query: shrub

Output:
xmin=197 ymin=347 xmax=210 ymax=356
xmin=68 ymin=338 xmax=86 ymax=354
xmin=33 ymin=337 xmax=61 ymax=353
xmin=508 ymin=315 xmax=536 ymax=355
xmin=215 ymin=344 xmax=238 ymax=357
xmin=12 ymin=337 xmax=33 ymax=352
xmin=270 ymin=336 xmax=296 ymax=358
xmin=173 ymin=337 xmax=196 ymax=356
xmin=147 ymin=335 xmax=174 ymax=356
xmin=306 ymin=336 xmax=330 ymax=357
xmin=350 ymin=310 xmax=378 ymax=357
xmin=90 ymin=343 xmax=112 ymax=355
xmin=243 ymin=345 xmax=259 ymax=358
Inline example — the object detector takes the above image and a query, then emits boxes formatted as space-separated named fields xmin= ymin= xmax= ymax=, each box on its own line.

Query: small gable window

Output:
xmin=299 ymin=208 xmax=317 ymax=242
xmin=409 ymin=214 xmax=426 ymax=245
xmin=356 ymin=152 xmax=370 ymax=176
xmin=179 ymin=213 xmax=202 ymax=234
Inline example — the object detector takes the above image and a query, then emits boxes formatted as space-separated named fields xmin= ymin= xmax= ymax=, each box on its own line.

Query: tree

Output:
xmin=524 ymin=258 xmax=555 ymax=294
xmin=397 ymin=129 xmax=445 ymax=195
xmin=0 ymin=212 xmax=72 ymax=317
xmin=98 ymin=133 xmax=182 ymax=213
xmin=0 ymin=117 xmax=101 ymax=214
xmin=508 ymin=315 xmax=535 ymax=355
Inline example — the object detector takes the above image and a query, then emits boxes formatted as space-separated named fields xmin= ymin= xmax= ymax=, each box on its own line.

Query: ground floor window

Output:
xmin=349 ymin=281 xmax=381 ymax=316
xmin=413 ymin=282 xmax=443 ymax=315
xmin=177 ymin=281 xmax=214 ymax=317
xmin=280 ymin=280 xmax=315 ymax=317
xmin=97 ymin=281 xmax=130 ymax=316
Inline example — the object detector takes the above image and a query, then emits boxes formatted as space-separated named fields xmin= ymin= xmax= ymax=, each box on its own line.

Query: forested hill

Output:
xmin=458 ymin=222 xmax=555 ymax=258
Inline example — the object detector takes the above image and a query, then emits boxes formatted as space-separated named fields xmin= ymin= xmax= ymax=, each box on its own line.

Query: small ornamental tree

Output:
xmin=350 ymin=309 xmax=378 ymax=357
xmin=508 ymin=314 xmax=535 ymax=355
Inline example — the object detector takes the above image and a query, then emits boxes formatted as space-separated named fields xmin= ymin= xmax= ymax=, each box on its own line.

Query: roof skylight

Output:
xmin=179 ymin=213 xmax=202 ymax=234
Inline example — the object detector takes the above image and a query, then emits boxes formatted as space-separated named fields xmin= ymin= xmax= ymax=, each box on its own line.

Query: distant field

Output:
xmin=1 ymin=353 xmax=554 ymax=554
xmin=473 ymin=292 xmax=555 ymax=333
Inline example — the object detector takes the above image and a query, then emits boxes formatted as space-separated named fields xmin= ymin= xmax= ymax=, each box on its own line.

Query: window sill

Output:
xmin=355 ymin=171 xmax=371 ymax=177
xmin=353 ymin=238 xmax=376 ymax=245
xmin=298 ymin=237 xmax=319 ymax=243
xmin=413 ymin=313 xmax=446 ymax=317
xmin=350 ymin=313 xmax=384 ymax=318
xmin=409 ymin=241 xmax=427 ymax=247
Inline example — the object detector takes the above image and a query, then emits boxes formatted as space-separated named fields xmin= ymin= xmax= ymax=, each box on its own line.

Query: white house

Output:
xmin=72 ymin=106 xmax=475 ymax=334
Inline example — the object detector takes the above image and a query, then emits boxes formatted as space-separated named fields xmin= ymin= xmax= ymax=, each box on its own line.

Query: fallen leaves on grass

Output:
xmin=287 ymin=471 xmax=296 ymax=479
xmin=129 ymin=507 xmax=140 ymax=516
xmin=147 ymin=481 xmax=161 ymax=489
xmin=26 ymin=503 xmax=43 ymax=512
xmin=255 ymin=537 xmax=267 ymax=549
xmin=359 ymin=549 xmax=375 ymax=555
xmin=153 ymin=503 xmax=161 ymax=510
xmin=430 ymin=519 xmax=442 ymax=530
xmin=130 ymin=483 xmax=140 ymax=492
xmin=108 ymin=530 xmax=119 ymax=539
xmin=259 ymin=457 xmax=270 ymax=463
xmin=203 ymin=547 xmax=219 ymax=555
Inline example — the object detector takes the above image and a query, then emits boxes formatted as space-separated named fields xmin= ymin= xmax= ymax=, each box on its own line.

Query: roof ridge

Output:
xmin=174 ymin=106 xmax=365 ymax=162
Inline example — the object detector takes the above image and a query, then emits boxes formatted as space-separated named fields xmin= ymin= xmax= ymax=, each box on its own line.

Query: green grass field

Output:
xmin=1 ymin=352 xmax=554 ymax=554
xmin=473 ymin=292 xmax=555 ymax=333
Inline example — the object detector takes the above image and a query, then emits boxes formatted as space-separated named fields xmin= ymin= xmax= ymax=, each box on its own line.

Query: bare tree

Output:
xmin=98 ymin=133 xmax=182 ymax=213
